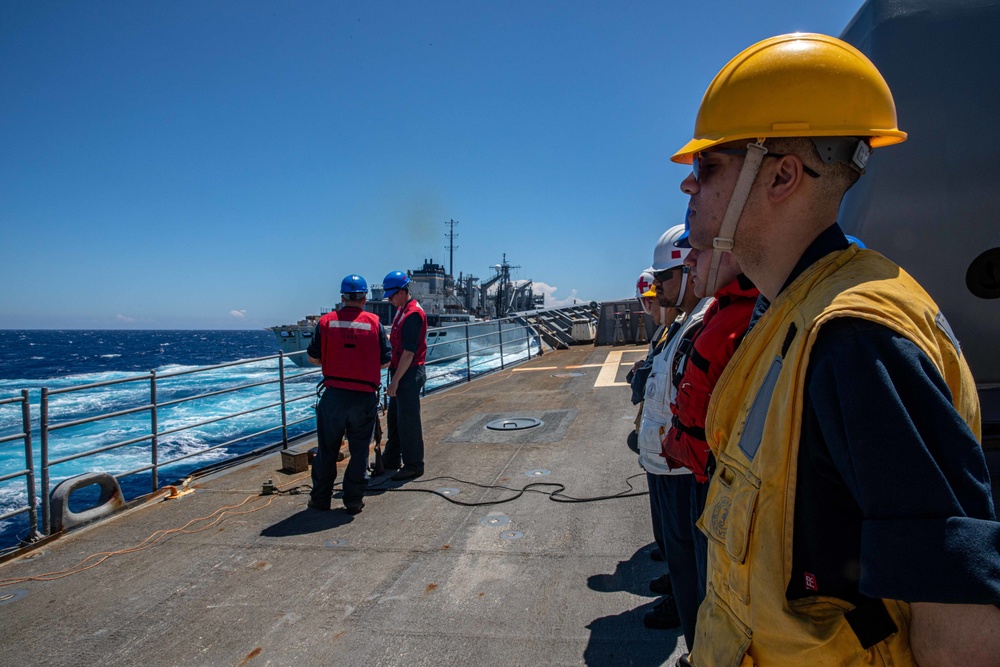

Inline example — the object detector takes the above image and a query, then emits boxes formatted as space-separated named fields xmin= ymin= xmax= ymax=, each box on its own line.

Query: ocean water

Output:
xmin=0 ymin=328 xmax=538 ymax=551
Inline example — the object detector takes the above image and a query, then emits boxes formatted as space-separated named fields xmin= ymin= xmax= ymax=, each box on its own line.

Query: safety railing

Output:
xmin=0 ymin=321 xmax=546 ymax=546
xmin=422 ymin=319 xmax=543 ymax=390
xmin=0 ymin=391 xmax=39 ymax=538
xmin=36 ymin=354 xmax=320 ymax=535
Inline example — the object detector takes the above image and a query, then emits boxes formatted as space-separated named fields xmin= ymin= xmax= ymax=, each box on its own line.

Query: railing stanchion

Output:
xmin=22 ymin=389 xmax=39 ymax=539
xmin=150 ymin=370 xmax=159 ymax=492
xmin=498 ymin=321 xmax=505 ymax=370
xmin=40 ymin=387 xmax=50 ymax=536
xmin=279 ymin=352 xmax=288 ymax=448
xmin=465 ymin=324 xmax=472 ymax=382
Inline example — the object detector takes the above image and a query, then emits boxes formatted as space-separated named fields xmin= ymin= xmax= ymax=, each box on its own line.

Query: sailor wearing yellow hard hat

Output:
xmin=672 ymin=33 xmax=998 ymax=667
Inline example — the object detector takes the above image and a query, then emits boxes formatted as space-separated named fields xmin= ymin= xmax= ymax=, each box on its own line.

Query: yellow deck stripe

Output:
xmin=594 ymin=350 xmax=629 ymax=387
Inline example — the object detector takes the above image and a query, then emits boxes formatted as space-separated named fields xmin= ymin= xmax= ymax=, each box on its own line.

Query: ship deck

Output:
xmin=0 ymin=344 xmax=686 ymax=667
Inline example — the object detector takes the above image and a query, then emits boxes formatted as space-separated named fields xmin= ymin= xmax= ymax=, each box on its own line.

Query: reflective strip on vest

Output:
xmin=327 ymin=320 xmax=373 ymax=330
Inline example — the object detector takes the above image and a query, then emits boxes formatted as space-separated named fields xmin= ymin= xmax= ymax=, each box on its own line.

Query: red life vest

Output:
xmin=389 ymin=298 xmax=427 ymax=371
xmin=661 ymin=274 xmax=759 ymax=482
xmin=319 ymin=307 xmax=383 ymax=392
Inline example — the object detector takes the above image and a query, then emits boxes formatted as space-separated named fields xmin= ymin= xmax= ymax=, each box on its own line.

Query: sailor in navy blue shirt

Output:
xmin=749 ymin=224 xmax=1000 ymax=611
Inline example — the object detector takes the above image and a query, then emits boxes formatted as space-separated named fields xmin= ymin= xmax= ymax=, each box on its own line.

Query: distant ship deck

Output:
xmin=0 ymin=344 xmax=688 ymax=666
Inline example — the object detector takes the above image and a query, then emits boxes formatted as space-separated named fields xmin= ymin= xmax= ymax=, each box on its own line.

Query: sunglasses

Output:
xmin=652 ymin=269 xmax=675 ymax=282
xmin=691 ymin=148 xmax=821 ymax=183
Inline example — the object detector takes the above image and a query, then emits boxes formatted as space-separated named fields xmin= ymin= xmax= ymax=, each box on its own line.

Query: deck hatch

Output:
xmin=485 ymin=417 xmax=543 ymax=431
xmin=443 ymin=409 xmax=577 ymax=444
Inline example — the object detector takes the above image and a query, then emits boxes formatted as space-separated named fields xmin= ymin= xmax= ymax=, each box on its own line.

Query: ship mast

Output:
xmin=444 ymin=219 xmax=459 ymax=280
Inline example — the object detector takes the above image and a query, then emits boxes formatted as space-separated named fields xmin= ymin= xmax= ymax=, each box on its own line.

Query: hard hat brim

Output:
xmin=671 ymin=131 xmax=907 ymax=165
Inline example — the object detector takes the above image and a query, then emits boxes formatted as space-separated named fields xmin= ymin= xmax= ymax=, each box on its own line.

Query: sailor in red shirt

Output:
xmin=306 ymin=274 xmax=390 ymax=514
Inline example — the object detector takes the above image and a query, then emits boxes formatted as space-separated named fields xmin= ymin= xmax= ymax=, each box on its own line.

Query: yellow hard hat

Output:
xmin=671 ymin=33 xmax=907 ymax=164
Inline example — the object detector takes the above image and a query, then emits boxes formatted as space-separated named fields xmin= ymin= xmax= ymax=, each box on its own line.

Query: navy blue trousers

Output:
xmin=311 ymin=387 xmax=378 ymax=506
xmin=645 ymin=471 xmax=668 ymax=560
xmin=384 ymin=365 xmax=425 ymax=470
xmin=659 ymin=472 xmax=704 ymax=651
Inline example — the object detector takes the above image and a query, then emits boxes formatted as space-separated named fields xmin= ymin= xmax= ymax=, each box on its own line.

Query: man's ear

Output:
xmin=768 ymin=155 xmax=806 ymax=203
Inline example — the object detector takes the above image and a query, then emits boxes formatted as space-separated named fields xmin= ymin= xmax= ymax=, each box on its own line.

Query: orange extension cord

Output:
xmin=0 ymin=473 xmax=311 ymax=587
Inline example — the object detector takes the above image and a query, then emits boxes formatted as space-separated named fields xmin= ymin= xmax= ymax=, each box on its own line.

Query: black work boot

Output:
xmin=307 ymin=497 xmax=331 ymax=511
xmin=649 ymin=573 xmax=673 ymax=596
xmin=642 ymin=594 xmax=681 ymax=630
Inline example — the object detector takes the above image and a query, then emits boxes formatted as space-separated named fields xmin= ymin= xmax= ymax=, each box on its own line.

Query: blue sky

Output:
xmin=1 ymin=1 xmax=864 ymax=329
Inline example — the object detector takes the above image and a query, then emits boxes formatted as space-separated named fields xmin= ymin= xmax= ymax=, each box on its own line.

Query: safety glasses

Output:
xmin=691 ymin=148 xmax=820 ymax=182
xmin=652 ymin=269 xmax=674 ymax=282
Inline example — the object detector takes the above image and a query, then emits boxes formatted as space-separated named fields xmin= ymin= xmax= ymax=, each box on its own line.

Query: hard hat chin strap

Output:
xmin=708 ymin=139 xmax=767 ymax=293
xmin=674 ymin=267 xmax=689 ymax=308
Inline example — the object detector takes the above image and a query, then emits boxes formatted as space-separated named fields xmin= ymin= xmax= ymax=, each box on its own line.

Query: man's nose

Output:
xmin=681 ymin=172 xmax=698 ymax=194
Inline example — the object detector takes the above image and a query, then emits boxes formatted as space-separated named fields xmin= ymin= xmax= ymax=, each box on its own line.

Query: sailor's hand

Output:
xmin=387 ymin=380 xmax=398 ymax=397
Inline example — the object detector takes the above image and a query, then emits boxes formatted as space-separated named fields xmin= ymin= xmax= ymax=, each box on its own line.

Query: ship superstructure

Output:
xmin=268 ymin=221 xmax=547 ymax=367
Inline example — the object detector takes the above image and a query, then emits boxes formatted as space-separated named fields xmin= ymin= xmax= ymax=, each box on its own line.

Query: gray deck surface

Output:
xmin=0 ymin=345 xmax=686 ymax=667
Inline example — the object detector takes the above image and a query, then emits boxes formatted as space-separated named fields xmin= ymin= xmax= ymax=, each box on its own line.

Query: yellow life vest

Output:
xmin=691 ymin=246 xmax=980 ymax=667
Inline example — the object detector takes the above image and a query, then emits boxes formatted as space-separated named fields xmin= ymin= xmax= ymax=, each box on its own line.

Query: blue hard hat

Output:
xmin=340 ymin=274 xmax=368 ymax=296
xmin=845 ymin=234 xmax=867 ymax=249
xmin=674 ymin=209 xmax=693 ymax=249
xmin=382 ymin=270 xmax=410 ymax=297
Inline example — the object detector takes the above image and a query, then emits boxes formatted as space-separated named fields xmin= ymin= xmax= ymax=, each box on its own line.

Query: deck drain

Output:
xmin=485 ymin=417 xmax=544 ymax=431
xmin=435 ymin=488 xmax=460 ymax=496
xmin=499 ymin=531 xmax=524 ymax=540
xmin=551 ymin=371 xmax=586 ymax=378
xmin=0 ymin=589 xmax=28 ymax=606
xmin=480 ymin=515 xmax=510 ymax=527
xmin=524 ymin=468 xmax=551 ymax=477
xmin=324 ymin=539 xmax=348 ymax=548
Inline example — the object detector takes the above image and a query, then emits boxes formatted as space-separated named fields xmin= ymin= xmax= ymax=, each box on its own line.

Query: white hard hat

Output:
xmin=635 ymin=270 xmax=656 ymax=299
xmin=635 ymin=270 xmax=656 ymax=314
xmin=651 ymin=224 xmax=689 ymax=272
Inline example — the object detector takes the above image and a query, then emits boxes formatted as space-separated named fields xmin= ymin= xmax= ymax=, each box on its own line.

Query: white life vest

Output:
xmin=638 ymin=298 xmax=712 ymax=474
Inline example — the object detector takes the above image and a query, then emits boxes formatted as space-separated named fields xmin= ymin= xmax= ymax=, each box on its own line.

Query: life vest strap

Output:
xmin=844 ymin=598 xmax=897 ymax=650
xmin=324 ymin=375 xmax=380 ymax=391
